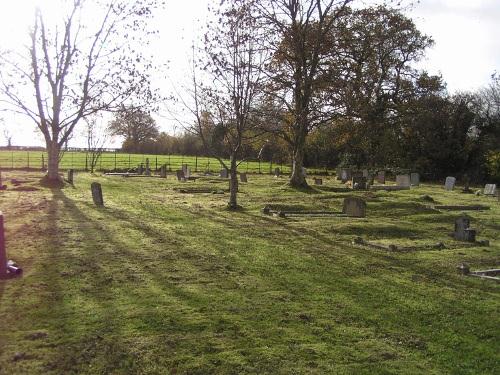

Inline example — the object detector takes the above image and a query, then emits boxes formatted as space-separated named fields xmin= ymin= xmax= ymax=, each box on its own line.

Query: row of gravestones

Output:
xmin=445 ymin=176 xmax=497 ymax=197
xmin=337 ymin=169 xmax=420 ymax=189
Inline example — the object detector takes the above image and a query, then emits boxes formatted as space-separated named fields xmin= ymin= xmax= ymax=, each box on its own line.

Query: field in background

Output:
xmin=0 ymin=150 xmax=294 ymax=174
xmin=0 ymin=170 xmax=498 ymax=374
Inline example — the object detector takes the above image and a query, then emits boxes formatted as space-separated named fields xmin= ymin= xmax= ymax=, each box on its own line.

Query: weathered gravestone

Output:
xmin=145 ymin=158 xmax=151 ymax=176
xmin=274 ymin=168 xmax=281 ymax=177
xmin=396 ymin=174 xmax=411 ymax=187
xmin=302 ymin=167 xmax=307 ymax=177
xmin=220 ymin=169 xmax=228 ymax=178
xmin=454 ymin=216 xmax=476 ymax=242
xmin=91 ymin=182 xmax=104 ymax=206
xmin=362 ymin=169 xmax=369 ymax=178
xmin=314 ymin=177 xmax=323 ymax=185
xmin=410 ymin=172 xmax=420 ymax=186
xmin=160 ymin=165 xmax=167 ymax=178
xmin=376 ymin=171 xmax=386 ymax=184
xmin=352 ymin=176 xmax=367 ymax=190
xmin=67 ymin=169 xmax=74 ymax=184
xmin=0 ymin=212 xmax=7 ymax=279
xmin=240 ymin=173 xmax=248 ymax=183
xmin=340 ymin=168 xmax=352 ymax=183
xmin=342 ymin=197 xmax=366 ymax=218
xmin=445 ymin=176 xmax=456 ymax=191
xmin=176 ymin=170 xmax=185 ymax=181
xmin=484 ymin=184 xmax=497 ymax=196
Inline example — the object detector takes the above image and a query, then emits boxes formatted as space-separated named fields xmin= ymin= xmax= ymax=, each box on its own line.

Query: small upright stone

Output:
xmin=342 ymin=197 xmax=366 ymax=217
xmin=220 ymin=169 xmax=228 ymax=178
xmin=445 ymin=176 xmax=456 ymax=191
xmin=340 ymin=168 xmax=352 ymax=183
xmin=240 ymin=173 xmax=248 ymax=183
xmin=396 ymin=174 xmax=411 ymax=187
xmin=91 ymin=182 xmax=104 ymax=206
xmin=274 ymin=168 xmax=281 ymax=177
xmin=176 ymin=169 xmax=185 ymax=181
xmin=376 ymin=171 xmax=386 ymax=184
xmin=145 ymin=158 xmax=151 ymax=176
xmin=454 ymin=216 xmax=476 ymax=242
xmin=410 ymin=172 xmax=420 ymax=186
xmin=67 ymin=169 xmax=74 ymax=184
xmin=137 ymin=164 xmax=144 ymax=175
xmin=160 ymin=164 xmax=167 ymax=178
xmin=362 ymin=169 xmax=369 ymax=178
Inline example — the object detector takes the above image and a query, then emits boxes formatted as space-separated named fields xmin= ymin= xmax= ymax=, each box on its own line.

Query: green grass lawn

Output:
xmin=0 ymin=171 xmax=498 ymax=374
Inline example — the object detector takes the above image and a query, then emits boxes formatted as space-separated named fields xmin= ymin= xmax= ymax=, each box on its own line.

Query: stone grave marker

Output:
xmin=352 ymin=176 xmax=367 ymax=190
xmin=410 ymin=172 xmax=420 ymax=186
xmin=314 ymin=177 xmax=323 ymax=185
xmin=302 ymin=167 xmax=307 ymax=177
xmin=484 ymin=184 xmax=497 ymax=196
xmin=362 ymin=169 xmax=369 ymax=178
xmin=454 ymin=216 xmax=476 ymax=242
xmin=176 ymin=169 xmax=185 ymax=181
xmin=396 ymin=174 xmax=411 ymax=187
xmin=67 ymin=169 xmax=74 ymax=184
xmin=274 ymin=168 xmax=281 ymax=177
xmin=145 ymin=158 xmax=151 ymax=176
xmin=340 ymin=168 xmax=352 ymax=183
xmin=160 ymin=165 xmax=167 ymax=178
xmin=376 ymin=171 xmax=386 ymax=184
xmin=137 ymin=164 xmax=144 ymax=175
xmin=240 ymin=173 xmax=248 ymax=183
xmin=445 ymin=176 xmax=456 ymax=191
xmin=342 ymin=197 xmax=366 ymax=218
xmin=220 ymin=168 xmax=228 ymax=178
xmin=184 ymin=167 xmax=191 ymax=178
xmin=91 ymin=182 xmax=104 ymax=206
xmin=336 ymin=168 xmax=342 ymax=180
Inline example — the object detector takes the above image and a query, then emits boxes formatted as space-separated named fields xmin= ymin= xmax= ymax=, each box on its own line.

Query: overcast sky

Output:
xmin=0 ymin=0 xmax=499 ymax=147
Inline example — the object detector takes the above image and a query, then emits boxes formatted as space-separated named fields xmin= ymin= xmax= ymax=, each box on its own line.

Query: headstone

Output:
xmin=376 ymin=171 xmax=386 ymax=184
xmin=176 ymin=170 xmax=185 ymax=181
xmin=340 ymin=168 xmax=352 ymax=183
xmin=67 ymin=169 xmax=74 ymax=184
xmin=454 ymin=216 xmax=476 ymax=242
xmin=160 ymin=165 xmax=167 ymax=178
xmin=396 ymin=174 xmax=411 ymax=187
xmin=220 ymin=169 xmax=228 ymax=178
xmin=240 ymin=173 xmax=248 ymax=183
xmin=342 ymin=197 xmax=366 ymax=218
xmin=302 ymin=167 xmax=307 ymax=177
xmin=145 ymin=158 xmax=151 ymax=176
xmin=314 ymin=177 xmax=323 ymax=185
xmin=0 ymin=212 xmax=7 ymax=278
xmin=362 ymin=169 xmax=369 ymax=178
xmin=137 ymin=164 xmax=144 ymax=175
xmin=445 ymin=176 xmax=456 ymax=191
xmin=184 ymin=167 xmax=191 ymax=178
xmin=484 ymin=184 xmax=497 ymax=196
xmin=274 ymin=168 xmax=281 ymax=177
xmin=352 ymin=176 xmax=367 ymax=190
xmin=410 ymin=172 xmax=420 ymax=186
xmin=91 ymin=182 xmax=104 ymax=206
xmin=182 ymin=164 xmax=188 ymax=175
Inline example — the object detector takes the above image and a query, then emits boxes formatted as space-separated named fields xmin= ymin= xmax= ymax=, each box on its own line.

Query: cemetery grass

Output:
xmin=0 ymin=171 xmax=498 ymax=375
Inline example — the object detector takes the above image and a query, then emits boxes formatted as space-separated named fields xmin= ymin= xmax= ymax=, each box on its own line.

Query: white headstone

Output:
xmin=396 ymin=174 xmax=411 ymax=187
xmin=484 ymin=184 xmax=497 ymax=196
xmin=445 ymin=176 xmax=456 ymax=191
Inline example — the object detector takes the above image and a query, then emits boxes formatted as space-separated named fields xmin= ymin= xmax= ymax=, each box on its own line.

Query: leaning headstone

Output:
xmin=220 ymin=169 xmax=228 ymax=178
xmin=176 ymin=169 xmax=185 ymax=181
xmin=314 ymin=177 xmax=323 ymax=185
xmin=454 ymin=216 xmax=476 ymax=242
xmin=342 ymin=197 xmax=366 ymax=218
xmin=340 ymin=168 xmax=352 ymax=183
xmin=352 ymin=176 xmax=367 ymax=190
xmin=445 ymin=176 xmax=456 ymax=191
xmin=145 ymin=158 xmax=151 ymax=176
xmin=376 ymin=171 xmax=386 ymax=184
xmin=91 ymin=182 xmax=104 ymax=206
xmin=484 ymin=184 xmax=497 ymax=196
xmin=274 ymin=168 xmax=281 ymax=177
xmin=410 ymin=172 xmax=420 ymax=186
xmin=396 ymin=174 xmax=411 ymax=187
xmin=0 ymin=212 xmax=7 ymax=279
xmin=160 ymin=165 xmax=167 ymax=178
xmin=240 ymin=173 xmax=248 ymax=183
xmin=67 ymin=169 xmax=74 ymax=184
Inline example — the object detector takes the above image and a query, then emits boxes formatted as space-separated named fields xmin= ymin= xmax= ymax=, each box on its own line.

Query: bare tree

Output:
xmin=255 ymin=0 xmax=354 ymax=187
xmin=185 ymin=0 xmax=268 ymax=209
xmin=84 ymin=115 xmax=108 ymax=173
xmin=0 ymin=0 xmax=158 ymax=182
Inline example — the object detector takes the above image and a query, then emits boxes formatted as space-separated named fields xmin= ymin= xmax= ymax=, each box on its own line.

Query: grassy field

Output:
xmin=0 ymin=150 xmax=292 ymax=174
xmin=0 ymin=170 xmax=498 ymax=374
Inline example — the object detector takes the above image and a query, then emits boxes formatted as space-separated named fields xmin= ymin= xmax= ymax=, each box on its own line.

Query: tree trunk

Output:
xmin=228 ymin=154 xmax=239 ymax=209
xmin=289 ymin=131 xmax=308 ymax=188
xmin=47 ymin=140 xmax=61 ymax=181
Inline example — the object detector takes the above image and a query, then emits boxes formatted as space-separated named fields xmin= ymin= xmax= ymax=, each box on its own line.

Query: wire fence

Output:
xmin=0 ymin=150 xmax=295 ymax=174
